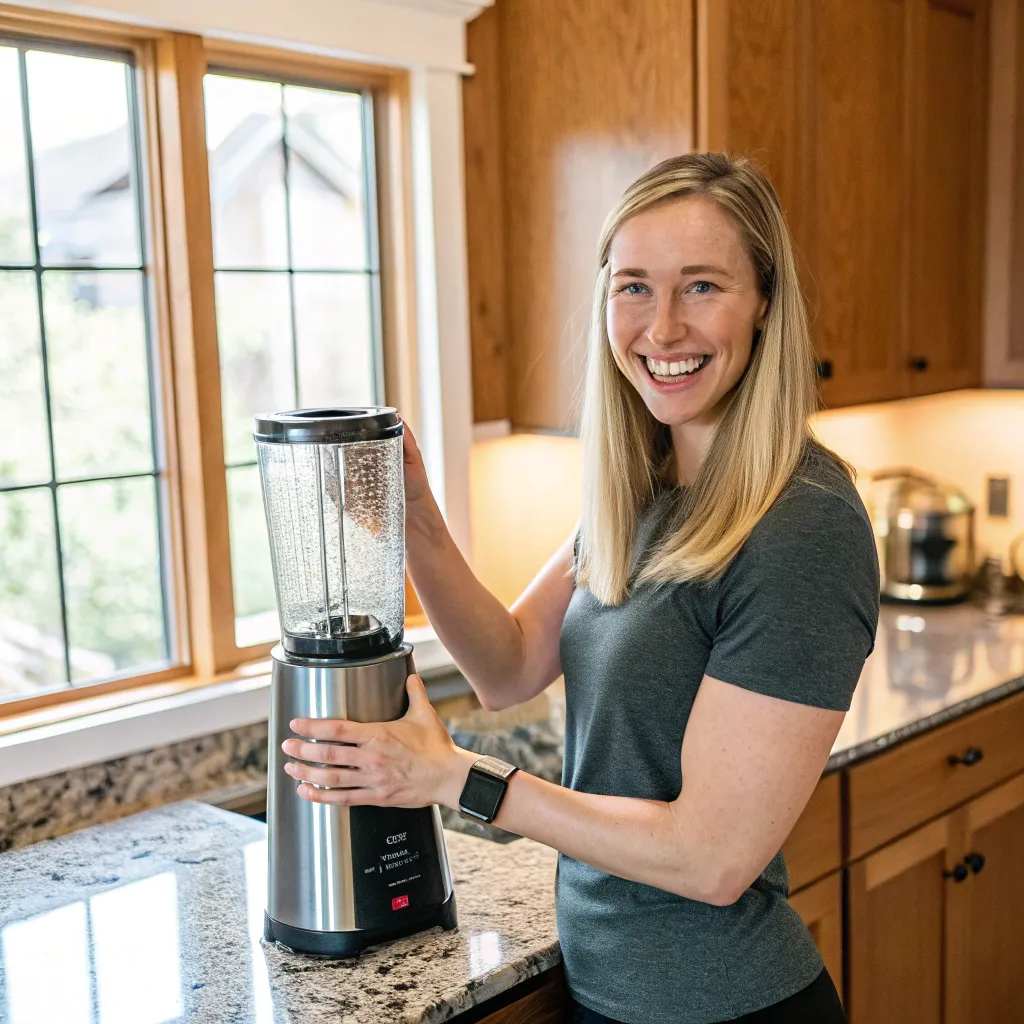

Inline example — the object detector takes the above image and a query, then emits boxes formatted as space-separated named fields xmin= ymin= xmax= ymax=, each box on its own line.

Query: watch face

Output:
xmin=461 ymin=770 xmax=507 ymax=821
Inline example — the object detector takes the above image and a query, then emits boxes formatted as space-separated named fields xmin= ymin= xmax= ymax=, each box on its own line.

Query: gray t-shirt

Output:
xmin=558 ymin=444 xmax=879 ymax=1023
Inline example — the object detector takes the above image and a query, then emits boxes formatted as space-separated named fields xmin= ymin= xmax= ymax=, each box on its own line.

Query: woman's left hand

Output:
xmin=281 ymin=674 xmax=475 ymax=809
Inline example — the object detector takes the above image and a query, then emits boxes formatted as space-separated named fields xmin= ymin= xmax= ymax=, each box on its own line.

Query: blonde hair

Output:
xmin=575 ymin=152 xmax=848 ymax=604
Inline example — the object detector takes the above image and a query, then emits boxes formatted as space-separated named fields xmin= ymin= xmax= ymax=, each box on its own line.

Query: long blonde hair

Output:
xmin=575 ymin=152 xmax=846 ymax=604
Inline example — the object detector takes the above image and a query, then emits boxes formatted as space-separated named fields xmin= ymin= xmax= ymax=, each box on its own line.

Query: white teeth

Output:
xmin=645 ymin=355 xmax=707 ymax=378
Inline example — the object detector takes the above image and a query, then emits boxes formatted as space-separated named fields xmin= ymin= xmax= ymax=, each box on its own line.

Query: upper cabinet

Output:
xmin=984 ymin=0 xmax=1024 ymax=387
xmin=464 ymin=0 xmax=997 ymax=428
xmin=704 ymin=0 xmax=989 ymax=409
xmin=463 ymin=0 xmax=695 ymax=430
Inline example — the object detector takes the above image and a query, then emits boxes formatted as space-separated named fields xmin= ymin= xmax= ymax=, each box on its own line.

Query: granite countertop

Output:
xmin=0 ymin=801 xmax=560 ymax=1024
xmin=826 ymin=604 xmax=1024 ymax=769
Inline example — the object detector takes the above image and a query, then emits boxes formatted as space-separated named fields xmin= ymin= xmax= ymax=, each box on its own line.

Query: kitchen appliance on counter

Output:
xmin=870 ymin=469 xmax=975 ymax=604
xmin=256 ymin=408 xmax=456 ymax=957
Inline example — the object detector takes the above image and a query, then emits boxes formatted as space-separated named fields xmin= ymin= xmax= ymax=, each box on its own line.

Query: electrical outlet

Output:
xmin=987 ymin=476 xmax=1010 ymax=518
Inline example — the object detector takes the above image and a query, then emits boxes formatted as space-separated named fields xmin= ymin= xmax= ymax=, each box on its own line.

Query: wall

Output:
xmin=469 ymin=392 xmax=1024 ymax=603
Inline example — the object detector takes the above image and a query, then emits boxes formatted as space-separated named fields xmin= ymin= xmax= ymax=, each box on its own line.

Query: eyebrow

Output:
xmin=610 ymin=263 xmax=731 ymax=278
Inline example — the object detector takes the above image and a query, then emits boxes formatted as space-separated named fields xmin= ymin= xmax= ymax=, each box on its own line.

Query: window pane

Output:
xmin=0 ymin=47 xmax=33 ymax=265
xmin=59 ymin=477 xmax=166 ymax=684
xmin=25 ymin=51 xmax=140 ymax=267
xmin=284 ymin=85 xmax=369 ymax=270
xmin=227 ymin=464 xmax=279 ymax=647
xmin=205 ymin=75 xmax=288 ymax=269
xmin=0 ymin=271 xmax=49 ymax=487
xmin=44 ymin=270 xmax=153 ymax=479
xmin=0 ymin=489 xmax=65 ymax=698
xmin=294 ymin=273 xmax=376 ymax=407
xmin=215 ymin=271 xmax=295 ymax=466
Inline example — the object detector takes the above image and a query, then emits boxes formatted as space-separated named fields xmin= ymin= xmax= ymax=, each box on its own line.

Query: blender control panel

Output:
xmin=350 ymin=806 xmax=446 ymax=929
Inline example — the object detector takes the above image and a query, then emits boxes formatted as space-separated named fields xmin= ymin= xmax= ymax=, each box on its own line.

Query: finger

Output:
xmin=404 ymin=673 xmax=431 ymax=716
xmin=296 ymin=782 xmax=382 ymax=807
xmin=289 ymin=718 xmax=374 ymax=744
xmin=281 ymin=738 xmax=371 ymax=767
xmin=284 ymin=762 xmax=363 ymax=789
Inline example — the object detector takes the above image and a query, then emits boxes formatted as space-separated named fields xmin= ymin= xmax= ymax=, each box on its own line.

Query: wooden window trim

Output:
xmin=0 ymin=6 xmax=424 ymax=720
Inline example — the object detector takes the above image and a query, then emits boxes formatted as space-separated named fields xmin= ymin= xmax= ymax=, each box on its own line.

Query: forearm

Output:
xmin=406 ymin=496 xmax=532 ymax=709
xmin=441 ymin=750 xmax=736 ymax=905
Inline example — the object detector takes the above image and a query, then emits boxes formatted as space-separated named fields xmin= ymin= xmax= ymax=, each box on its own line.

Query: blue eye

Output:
xmin=622 ymin=282 xmax=647 ymax=295
xmin=691 ymin=281 xmax=714 ymax=295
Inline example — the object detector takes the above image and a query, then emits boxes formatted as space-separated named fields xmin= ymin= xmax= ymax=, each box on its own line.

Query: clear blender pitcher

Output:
xmin=254 ymin=408 xmax=406 ymax=657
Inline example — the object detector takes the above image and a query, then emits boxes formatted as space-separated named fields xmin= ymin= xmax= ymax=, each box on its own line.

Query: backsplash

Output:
xmin=470 ymin=390 xmax=1024 ymax=601
xmin=0 ymin=722 xmax=267 ymax=852
xmin=811 ymin=390 xmax=1024 ymax=572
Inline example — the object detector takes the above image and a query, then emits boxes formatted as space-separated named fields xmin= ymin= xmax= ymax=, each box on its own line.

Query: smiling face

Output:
xmin=606 ymin=195 xmax=769 ymax=430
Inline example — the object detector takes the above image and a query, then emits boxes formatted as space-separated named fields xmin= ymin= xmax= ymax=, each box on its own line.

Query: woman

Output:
xmin=281 ymin=153 xmax=879 ymax=1023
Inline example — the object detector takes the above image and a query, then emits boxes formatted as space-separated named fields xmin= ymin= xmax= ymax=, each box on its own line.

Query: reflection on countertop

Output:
xmin=0 ymin=801 xmax=560 ymax=1024
xmin=828 ymin=605 xmax=1024 ymax=769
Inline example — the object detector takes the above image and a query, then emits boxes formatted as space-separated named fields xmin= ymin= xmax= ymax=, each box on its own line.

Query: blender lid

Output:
xmin=253 ymin=407 xmax=403 ymax=444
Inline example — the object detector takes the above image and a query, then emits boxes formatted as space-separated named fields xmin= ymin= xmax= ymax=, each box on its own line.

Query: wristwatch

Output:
xmin=458 ymin=755 xmax=519 ymax=824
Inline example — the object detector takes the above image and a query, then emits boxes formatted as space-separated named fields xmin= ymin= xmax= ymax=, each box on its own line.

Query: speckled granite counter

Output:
xmin=0 ymin=801 xmax=560 ymax=1024
xmin=827 ymin=605 xmax=1024 ymax=770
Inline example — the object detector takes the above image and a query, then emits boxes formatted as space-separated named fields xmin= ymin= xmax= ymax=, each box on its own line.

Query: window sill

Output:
xmin=0 ymin=626 xmax=456 ymax=789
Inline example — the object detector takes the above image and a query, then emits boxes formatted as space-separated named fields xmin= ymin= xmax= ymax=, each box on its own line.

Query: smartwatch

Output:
xmin=458 ymin=755 xmax=519 ymax=823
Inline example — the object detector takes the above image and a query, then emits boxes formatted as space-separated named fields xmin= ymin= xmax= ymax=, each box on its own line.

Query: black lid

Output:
xmin=253 ymin=407 xmax=403 ymax=445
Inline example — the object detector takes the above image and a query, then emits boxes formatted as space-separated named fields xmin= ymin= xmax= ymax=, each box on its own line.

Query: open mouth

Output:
xmin=643 ymin=354 xmax=710 ymax=382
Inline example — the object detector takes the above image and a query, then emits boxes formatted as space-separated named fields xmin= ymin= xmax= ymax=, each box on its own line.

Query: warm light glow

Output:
xmin=470 ymin=434 xmax=583 ymax=606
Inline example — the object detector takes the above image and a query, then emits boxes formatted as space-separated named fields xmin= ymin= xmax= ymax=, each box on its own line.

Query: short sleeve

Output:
xmin=703 ymin=488 xmax=880 ymax=711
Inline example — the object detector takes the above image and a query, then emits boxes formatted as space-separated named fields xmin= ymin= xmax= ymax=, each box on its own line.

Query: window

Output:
xmin=0 ymin=40 xmax=170 ymax=703
xmin=0 ymin=15 xmax=415 ymax=717
xmin=203 ymin=70 xmax=383 ymax=648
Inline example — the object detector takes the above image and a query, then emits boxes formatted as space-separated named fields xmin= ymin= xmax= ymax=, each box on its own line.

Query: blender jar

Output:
xmin=254 ymin=408 xmax=405 ymax=658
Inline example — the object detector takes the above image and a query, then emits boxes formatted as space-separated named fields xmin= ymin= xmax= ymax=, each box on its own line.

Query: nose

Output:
xmin=647 ymin=294 xmax=686 ymax=349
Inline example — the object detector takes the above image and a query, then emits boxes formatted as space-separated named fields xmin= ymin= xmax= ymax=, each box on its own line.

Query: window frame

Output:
xmin=0 ymin=7 xmax=422 ymax=720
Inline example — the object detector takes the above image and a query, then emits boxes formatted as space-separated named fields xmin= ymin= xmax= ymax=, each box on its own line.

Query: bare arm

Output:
xmin=285 ymin=674 xmax=843 ymax=905
xmin=403 ymin=425 xmax=575 ymax=711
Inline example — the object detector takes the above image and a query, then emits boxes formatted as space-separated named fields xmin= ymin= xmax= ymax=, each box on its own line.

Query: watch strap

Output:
xmin=458 ymin=756 xmax=519 ymax=823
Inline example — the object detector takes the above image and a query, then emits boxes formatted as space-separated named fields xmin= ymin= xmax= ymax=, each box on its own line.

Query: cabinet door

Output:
xmin=946 ymin=773 xmax=1024 ymax=1024
xmin=847 ymin=814 xmax=958 ymax=1024
xmin=905 ymin=0 xmax=988 ymax=395
xmin=810 ymin=0 xmax=910 ymax=407
xmin=789 ymin=872 xmax=844 ymax=1001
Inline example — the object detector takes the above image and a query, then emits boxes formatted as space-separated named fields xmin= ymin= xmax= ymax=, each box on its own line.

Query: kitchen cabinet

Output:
xmin=473 ymin=965 xmax=570 ymax=1023
xmin=847 ymin=813 xmax=953 ymax=1024
xmin=984 ymin=0 xmax=1024 ymax=386
xmin=703 ymin=0 xmax=989 ymax=409
xmin=463 ymin=0 xmax=695 ymax=429
xmin=789 ymin=872 xmax=844 ymax=1002
xmin=847 ymin=770 xmax=1024 ymax=1024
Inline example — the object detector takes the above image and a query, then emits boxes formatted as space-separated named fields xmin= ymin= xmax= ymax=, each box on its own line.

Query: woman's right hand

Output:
xmin=400 ymin=417 xmax=433 ymax=509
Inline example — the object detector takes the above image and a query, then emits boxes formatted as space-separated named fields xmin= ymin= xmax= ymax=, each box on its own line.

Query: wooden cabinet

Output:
xmin=701 ymin=0 xmax=989 ymax=408
xmin=955 ymin=772 xmax=1024 ymax=1023
xmin=847 ymin=814 xmax=955 ymax=1024
xmin=847 ymin=770 xmax=1024 ymax=1024
xmin=790 ymin=872 xmax=844 ymax=1002
xmin=906 ymin=0 xmax=989 ymax=397
xmin=983 ymin=0 xmax=1024 ymax=386
xmin=782 ymin=772 xmax=842 ymax=891
xmin=471 ymin=965 xmax=570 ymax=1023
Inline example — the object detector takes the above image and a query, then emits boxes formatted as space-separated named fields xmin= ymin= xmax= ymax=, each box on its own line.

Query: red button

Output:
xmin=392 ymin=895 xmax=409 ymax=911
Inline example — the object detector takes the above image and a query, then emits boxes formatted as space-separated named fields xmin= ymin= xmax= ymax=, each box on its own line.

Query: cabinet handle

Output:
xmin=964 ymin=852 xmax=986 ymax=875
xmin=948 ymin=747 xmax=984 ymax=767
xmin=909 ymin=357 xmax=929 ymax=372
xmin=944 ymin=862 xmax=969 ymax=882
xmin=816 ymin=359 xmax=833 ymax=380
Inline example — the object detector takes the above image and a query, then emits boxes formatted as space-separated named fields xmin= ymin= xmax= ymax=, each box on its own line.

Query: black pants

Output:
xmin=570 ymin=968 xmax=846 ymax=1024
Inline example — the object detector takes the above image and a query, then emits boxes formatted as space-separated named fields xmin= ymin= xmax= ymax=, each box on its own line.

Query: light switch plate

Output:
xmin=987 ymin=476 xmax=1010 ymax=518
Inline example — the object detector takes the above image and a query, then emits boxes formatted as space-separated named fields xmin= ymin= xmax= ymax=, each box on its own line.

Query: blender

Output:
xmin=256 ymin=407 xmax=457 ymax=956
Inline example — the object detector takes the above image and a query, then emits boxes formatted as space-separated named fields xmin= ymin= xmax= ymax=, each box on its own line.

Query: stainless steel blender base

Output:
xmin=266 ymin=644 xmax=457 ymax=955
xmin=264 ymin=890 xmax=458 ymax=958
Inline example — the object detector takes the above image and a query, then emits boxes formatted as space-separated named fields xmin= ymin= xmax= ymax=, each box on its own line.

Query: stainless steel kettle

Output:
xmin=870 ymin=469 xmax=975 ymax=603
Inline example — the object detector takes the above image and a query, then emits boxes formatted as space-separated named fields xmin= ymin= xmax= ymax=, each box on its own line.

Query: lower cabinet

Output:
xmin=790 ymin=872 xmax=844 ymax=1000
xmin=847 ymin=770 xmax=1024 ymax=1024
xmin=475 ymin=965 xmax=571 ymax=1024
